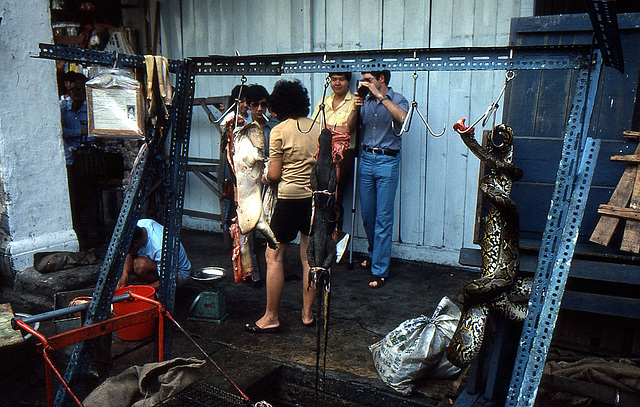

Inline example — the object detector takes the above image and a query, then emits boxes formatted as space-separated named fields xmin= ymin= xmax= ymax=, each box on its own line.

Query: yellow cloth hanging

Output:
xmin=144 ymin=55 xmax=172 ymax=116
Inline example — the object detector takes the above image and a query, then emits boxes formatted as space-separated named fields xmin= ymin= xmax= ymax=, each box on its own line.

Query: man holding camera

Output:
xmin=347 ymin=70 xmax=408 ymax=289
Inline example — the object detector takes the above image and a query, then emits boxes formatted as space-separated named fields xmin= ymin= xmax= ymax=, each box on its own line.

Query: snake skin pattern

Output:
xmin=447 ymin=121 xmax=531 ymax=367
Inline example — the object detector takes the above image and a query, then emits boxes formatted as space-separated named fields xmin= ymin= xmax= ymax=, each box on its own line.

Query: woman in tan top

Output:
xmin=246 ymin=79 xmax=320 ymax=333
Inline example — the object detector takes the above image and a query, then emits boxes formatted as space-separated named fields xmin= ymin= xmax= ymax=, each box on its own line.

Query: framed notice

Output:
xmin=87 ymin=82 xmax=145 ymax=139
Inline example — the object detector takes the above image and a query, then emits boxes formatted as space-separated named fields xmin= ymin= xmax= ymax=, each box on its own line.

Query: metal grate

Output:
xmin=157 ymin=382 xmax=252 ymax=407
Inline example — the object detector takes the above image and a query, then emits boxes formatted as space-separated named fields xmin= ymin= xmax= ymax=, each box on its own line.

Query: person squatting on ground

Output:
xmin=347 ymin=70 xmax=409 ymax=289
xmin=117 ymin=219 xmax=192 ymax=290
xmin=311 ymin=72 xmax=356 ymax=263
xmin=245 ymin=79 xmax=320 ymax=333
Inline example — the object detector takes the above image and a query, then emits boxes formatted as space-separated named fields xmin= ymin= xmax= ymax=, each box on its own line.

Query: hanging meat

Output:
xmin=228 ymin=122 xmax=278 ymax=283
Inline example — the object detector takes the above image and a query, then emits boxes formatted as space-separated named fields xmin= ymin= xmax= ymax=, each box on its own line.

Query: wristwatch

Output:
xmin=381 ymin=94 xmax=391 ymax=102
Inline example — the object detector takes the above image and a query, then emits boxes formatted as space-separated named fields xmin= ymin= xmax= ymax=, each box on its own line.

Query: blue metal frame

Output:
xmin=157 ymin=59 xmax=197 ymax=353
xmin=37 ymin=43 xmax=598 ymax=406
xmin=192 ymin=45 xmax=589 ymax=75
xmin=505 ymin=55 xmax=603 ymax=407
xmin=55 ymin=127 xmax=160 ymax=406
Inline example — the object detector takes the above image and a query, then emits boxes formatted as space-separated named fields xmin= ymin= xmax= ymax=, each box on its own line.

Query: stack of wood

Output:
xmin=590 ymin=130 xmax=640 ymax=253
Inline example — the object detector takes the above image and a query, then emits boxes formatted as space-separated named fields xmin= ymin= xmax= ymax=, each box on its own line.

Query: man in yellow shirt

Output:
xmin=311 ymin=72 xmax=355 ymax=263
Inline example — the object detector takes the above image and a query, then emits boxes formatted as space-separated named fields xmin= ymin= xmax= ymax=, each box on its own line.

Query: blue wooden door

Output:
xmin=504 ymin=13 xmax=640 ymax=256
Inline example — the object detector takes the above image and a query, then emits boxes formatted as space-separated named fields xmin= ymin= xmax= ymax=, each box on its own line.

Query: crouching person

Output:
xmin=117 ymin=219 xmax=192 ymax=290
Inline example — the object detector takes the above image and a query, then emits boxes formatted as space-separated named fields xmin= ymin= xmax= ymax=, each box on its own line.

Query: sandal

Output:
xmin=245 ymin=322 xmax=281 ymax=334
xmin=359 ymin=258 xmax=372 ymax=269
xmin=369 ymin=275 xmax=386 ymax=289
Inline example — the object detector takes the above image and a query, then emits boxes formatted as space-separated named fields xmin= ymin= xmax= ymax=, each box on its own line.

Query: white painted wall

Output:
xmin=160 ymin=0 xmax=534 ymax=265
xmin=0 ymin=0 xmax=78 ymax=276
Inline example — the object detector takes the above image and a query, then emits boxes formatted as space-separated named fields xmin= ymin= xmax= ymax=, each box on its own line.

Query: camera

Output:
xmin=356 ymin=83 xmax=369 ymax=98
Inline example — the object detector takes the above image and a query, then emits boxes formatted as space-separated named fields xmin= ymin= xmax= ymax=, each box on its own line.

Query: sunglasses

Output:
xmin=361 ymin=77 xmax=375 ymax=83
xmin=250 ymin=101 xmax=268 ymax=108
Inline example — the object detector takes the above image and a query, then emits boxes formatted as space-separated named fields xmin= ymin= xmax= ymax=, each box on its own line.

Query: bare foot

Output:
xmin=301 ymin=310 xmax=314 ymax=326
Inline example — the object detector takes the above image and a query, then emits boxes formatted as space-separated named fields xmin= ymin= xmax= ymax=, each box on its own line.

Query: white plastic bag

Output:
xmin=369 ymin=296 xmax=462 ymax=395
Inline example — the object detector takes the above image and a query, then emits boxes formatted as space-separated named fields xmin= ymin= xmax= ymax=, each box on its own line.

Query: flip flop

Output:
xmin=359 ymin=258 xmax=372 ymax=269
xmin=245 ymin=322 xmax=281 ymax=334
xmin=369 ymin=275 xmax=386 ymax=289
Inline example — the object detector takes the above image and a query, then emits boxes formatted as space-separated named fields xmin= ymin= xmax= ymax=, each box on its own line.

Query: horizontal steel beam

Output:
xmin=191 ymin=45 xmax=590 ymax=75
xmin=37 ymin=43 xmax=181 ymax=72
xmin=38 ymin=43 xmax=590 ymax=75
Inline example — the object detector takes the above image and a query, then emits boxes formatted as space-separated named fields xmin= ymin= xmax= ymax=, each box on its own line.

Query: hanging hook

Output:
xmin=112 ymin=51 xmax=119 ymax=69
xmin=298 ymin=75 xmax=331 ymax=133
xmin=213 ymin=75 xmax=248 ymax=125
xmin=391 ymin=71 xmax=445 ymax=137
xmin=457 ymin=70 xmax=515 ymax=135
xmin=415 ymin=108 xmax=446 ymax=137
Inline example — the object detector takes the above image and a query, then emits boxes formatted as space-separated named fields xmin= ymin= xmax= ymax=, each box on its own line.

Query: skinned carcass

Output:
xmin=228 ymin=122 xmax=278 ymax=282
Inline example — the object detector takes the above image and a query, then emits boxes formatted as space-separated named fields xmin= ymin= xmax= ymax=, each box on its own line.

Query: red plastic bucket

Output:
xmin=113 ymin=285 xmax=156 ymax=341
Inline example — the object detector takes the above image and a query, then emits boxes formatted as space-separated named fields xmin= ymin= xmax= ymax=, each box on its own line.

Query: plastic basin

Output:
xmin=113 ymin=285 xmax=156 ymax=341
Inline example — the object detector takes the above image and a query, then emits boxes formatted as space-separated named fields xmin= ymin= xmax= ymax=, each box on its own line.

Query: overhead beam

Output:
xmin=191 ymin=45 xmax=590 ymax=75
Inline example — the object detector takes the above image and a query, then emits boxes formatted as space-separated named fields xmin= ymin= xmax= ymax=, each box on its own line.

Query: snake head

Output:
xmin=490 ymin=124 xmax=514 ymax=151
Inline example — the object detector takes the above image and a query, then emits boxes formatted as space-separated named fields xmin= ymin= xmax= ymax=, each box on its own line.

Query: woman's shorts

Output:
xmin=270 ymin=197 xmax=312 ymax=243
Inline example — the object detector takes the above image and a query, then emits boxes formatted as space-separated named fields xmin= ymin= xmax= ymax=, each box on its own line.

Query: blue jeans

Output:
xmin=358 ymin=151 xmax=400 ymax=278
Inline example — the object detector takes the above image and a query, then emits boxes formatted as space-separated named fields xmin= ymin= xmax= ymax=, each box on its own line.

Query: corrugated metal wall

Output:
xmin=159 ymin=0 xmax=534 ymax=265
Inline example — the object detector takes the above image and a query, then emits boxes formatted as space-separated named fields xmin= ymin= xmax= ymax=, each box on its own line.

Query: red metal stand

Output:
xmin=13 ymin=292 xmax=166 ymax=407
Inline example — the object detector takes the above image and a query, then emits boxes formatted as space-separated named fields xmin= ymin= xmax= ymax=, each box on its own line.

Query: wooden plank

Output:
xmin=597 ymin=204 xmax=640 ymax=221
xmin=611 ymin=154 xmax=640 ymax=163
xmin=562 ymin=291 xmax=640 ymax=319
xmin=382 ymin=0 xmax=404 ymax=49
xmin=620 ymin=168 xmax=640 ymax=253
xmin=183 ymin=209 xmax=221 ymax=221
xmin=188 ymin=157 xmax=218 ymax=164
xmin=191 ymin=170 xmax=221 ymax=197
xmin=624 ymin=130 xmax=640 ymax=140
xmin=589 ymin=149 xmax=639 ymax=246
xmin=424 ymin=70 xmax=449 ymax=247
xmin=459 ymin=247 xmax=640 ymax=285
xmin=325 ymin=0 xmax=344 ymax=50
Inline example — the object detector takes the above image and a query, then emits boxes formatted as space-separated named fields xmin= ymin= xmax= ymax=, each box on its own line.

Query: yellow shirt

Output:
xmin=269 ymin=117 xmax=320 ymax=199
xmin=312 ymin=91 xmax=356 ymax=149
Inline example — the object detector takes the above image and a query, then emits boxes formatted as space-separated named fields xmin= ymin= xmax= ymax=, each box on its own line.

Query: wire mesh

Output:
xmin=156 ymin=381 xmax=252 ymax=407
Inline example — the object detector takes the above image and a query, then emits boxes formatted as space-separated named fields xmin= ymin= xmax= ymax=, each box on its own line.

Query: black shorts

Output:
xmin=270 ymin=197 xmax=312 ymax=243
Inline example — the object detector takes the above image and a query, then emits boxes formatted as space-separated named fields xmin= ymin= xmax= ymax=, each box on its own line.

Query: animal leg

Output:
xmin=255 ymin=213 xmax=278 ymax=249
xmin=321 ymin=235 xmax=336 ymax=270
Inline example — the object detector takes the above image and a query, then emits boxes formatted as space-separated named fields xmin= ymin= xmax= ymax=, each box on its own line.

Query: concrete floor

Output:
xmin=0 ymin=228 xmax=479 ymax=406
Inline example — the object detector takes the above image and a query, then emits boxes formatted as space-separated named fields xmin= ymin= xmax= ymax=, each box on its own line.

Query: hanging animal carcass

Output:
xmin=228 ymin=122 xmax=278 ymax=283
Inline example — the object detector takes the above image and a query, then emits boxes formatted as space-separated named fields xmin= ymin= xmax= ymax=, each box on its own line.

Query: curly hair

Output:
xmin=268 ymin=79 xmax=310 ymax=120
